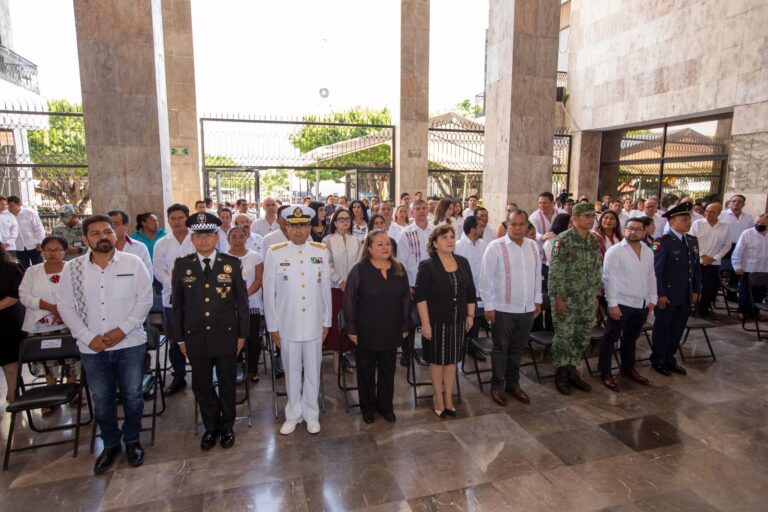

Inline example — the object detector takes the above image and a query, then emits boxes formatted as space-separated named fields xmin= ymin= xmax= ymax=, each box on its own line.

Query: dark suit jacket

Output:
xmin=654 ymin=232 xmax=702 ymax=306
xmin=414 ymin=254 xmax=477 ymax=324
xmin=171 ymin=252 xmax=249 ymax=358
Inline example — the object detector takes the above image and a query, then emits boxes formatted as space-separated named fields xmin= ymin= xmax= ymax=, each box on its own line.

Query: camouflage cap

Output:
xmin=572 ymin=202 xmax=596 ymax=216
xmin=58 ymin=204 xmax=76 ymax=218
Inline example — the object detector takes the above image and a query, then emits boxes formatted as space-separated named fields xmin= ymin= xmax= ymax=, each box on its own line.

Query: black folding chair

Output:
xmin=336 ymin=311 xmax=359 ymax=412
xmin=717 ymin=259 xmax=739 ymax=317
xmin=678 ymin=316 xmax=718 ymax=361
xmin=407 ymin=308 xmax=461 ymax=406
xmin=743 ymin=272 xmax=768 ymax=341
xmin=91 ymin=327 xmax=165 ymax=452
xmin=460 ymin=308 xmax=493 ymax=392
xmin=4 ymin=334 xmax=91 ymax=470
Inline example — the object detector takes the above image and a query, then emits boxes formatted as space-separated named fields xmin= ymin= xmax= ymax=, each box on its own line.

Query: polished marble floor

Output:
xmin=1 ymin=313 xmax=768 ymax=511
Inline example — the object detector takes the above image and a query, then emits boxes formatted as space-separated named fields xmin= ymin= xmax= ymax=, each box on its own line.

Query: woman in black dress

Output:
xmin=308 ymin=201 xmax=329 ymax=243
xmin=0 ymin=245 xmax=25 ymax=404
xmin=344 ymin=229 xmax=410 ymax=424
xmin=415 ymin=224 xmax=476 ymax=417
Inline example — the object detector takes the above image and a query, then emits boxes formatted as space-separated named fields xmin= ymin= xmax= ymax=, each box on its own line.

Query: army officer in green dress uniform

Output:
xmin=171 ymin=212 xmax=249 ymax=450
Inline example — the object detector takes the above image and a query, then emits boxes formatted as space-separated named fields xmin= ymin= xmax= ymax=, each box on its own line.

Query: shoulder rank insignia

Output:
xmin=651 ymin=241 xmax=661 ymax=251
xmin=270 ymin=242 xmax=289 ymax=251
xmin=309 ymin=241 xmax=327 ymax=249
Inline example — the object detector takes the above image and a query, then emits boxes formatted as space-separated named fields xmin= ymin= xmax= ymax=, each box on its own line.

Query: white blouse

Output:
xmin=323 ymin=232 xmax=361 ymax=288
xmin=18 ymin=263 xmax=66 ymax=334
xmin=234 ymin=249 xmax=263 ymax=310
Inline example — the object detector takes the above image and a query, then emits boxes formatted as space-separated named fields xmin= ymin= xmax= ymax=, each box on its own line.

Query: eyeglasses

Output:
xmin=335 ymin=218 xmax=351 ymax=223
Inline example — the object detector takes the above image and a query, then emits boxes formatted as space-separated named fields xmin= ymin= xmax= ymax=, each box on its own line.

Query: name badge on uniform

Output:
xmin=311 ymin=257 xmax=323 ymax=264
xmin=217 ymin=273 xmax=232 ymax=284
xmin=183 ymin=275 xmax=197 ymax=284
xmin=280 ymin=262 xmax=290 ymax=267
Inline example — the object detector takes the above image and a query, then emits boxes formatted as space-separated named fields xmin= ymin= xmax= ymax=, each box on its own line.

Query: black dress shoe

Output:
xmin=567 ymin=366 xmax=592 ymax=392
xmin=363 ymin=413 xmax=375 ymax=424
xmin=220 ymin=430 xmax=236 ymax=448
xmin=554 ymin=367 xmax=572 ymax=395
xmin=667 ymin=363 xmax=687 ymax=375
xmin=200 ymin=431 xmax=218 ymax=451
xmin=93 ymin=445 xmax=121 ymax=475
xmin=125 ymin=441 xmax=145 ymax=467
xmin=652 ymin=364 xmax=672 ymax=376
xmin=164 ymin=376 xmax=187 ymax=396
xmin=383 ymin=412 xmax=396 ymax=423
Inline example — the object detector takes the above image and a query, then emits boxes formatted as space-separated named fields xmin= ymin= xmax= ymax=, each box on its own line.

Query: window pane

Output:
xmin=664 ymin=118 xmax=730 ymax=159
xmin=607 ymin=127 xmax=665 ymax=163
xmin=427 ymin=172 xmax=482 ymax=200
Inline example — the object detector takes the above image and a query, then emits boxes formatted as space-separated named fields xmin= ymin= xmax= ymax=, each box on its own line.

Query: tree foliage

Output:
xmin=27 ymin=99 xmax=90 ymax=211
xmin=452 ymin=99 xmax=483 ymax=119
xmin=289 ymin=106 xmax=393 ymax=187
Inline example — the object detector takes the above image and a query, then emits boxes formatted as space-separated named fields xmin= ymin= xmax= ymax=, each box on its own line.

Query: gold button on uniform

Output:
xmin=205 ymin=298 xmax=210 ymax=302
xmin=205 ymin=312 xmax=210 ymax=317
xmin=301 ymin=284 xmax=305 ymax=288
xmin=301 ymin=272 xmax=304 ymax=276
xmin=300 ymin=260 xmax=304 ymax=264
xmin=206 ymin=326 xmax=211 ymax=330
xmin=205 ymin=284 xmax=210 ymax=288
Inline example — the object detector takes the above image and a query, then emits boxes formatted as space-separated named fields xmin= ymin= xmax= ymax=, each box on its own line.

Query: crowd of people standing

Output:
xmin=0 ymin=188 xmax=765 ymax=476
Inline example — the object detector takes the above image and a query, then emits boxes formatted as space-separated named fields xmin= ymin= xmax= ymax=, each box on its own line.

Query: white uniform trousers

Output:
xmin=282 ymin=337 xmax=322 ymax=424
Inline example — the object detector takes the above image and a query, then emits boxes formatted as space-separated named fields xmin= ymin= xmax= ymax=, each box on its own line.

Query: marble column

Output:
xmin=395 ymin=0 xmax=429 ymax=200
xmin=482 ymin=0 xmax=559 ymax=222
xmin=162 ymin=0 xmax=202 ymax=208
xmin=73 ymin=0 xmax=172 ymax=221
xmin=569 ymin=131 xmax=602 ymax=200
xmin=726 ymin=101 xmax=768 ymax=217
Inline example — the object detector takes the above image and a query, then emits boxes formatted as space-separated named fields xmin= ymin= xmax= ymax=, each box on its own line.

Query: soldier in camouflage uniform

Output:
xmin=547 ymin=202 xmax=602 ymax=395
xmin=52 ymin=204 xmax=86 ymax=260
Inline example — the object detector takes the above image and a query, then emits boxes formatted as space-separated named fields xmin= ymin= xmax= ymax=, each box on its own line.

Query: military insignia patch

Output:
xmin=223 ymin=264 xmax=232 ymax=274
xmin=197 ymin=213 xmax=206 ymax=223
xmin=651 ymin=241 xmax=661 ymax=251
xmin=293 ymin=206 xmax=303 ymax=217
xmin=311 ymin=257 xmax=323 ymax=264
xmin=552 ymin=240 xmax=560 ymax=256
xmin=186 ymin=269 xmax=192 ymax=275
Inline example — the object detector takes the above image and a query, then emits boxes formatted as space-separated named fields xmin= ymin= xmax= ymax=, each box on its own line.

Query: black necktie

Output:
xmin=203 ymin=257 xmax=211 ymax=279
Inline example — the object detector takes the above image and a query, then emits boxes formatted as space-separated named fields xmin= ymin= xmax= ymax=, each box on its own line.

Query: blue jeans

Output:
xmin=80 ymin=344 xmax=146 ymax=448
xmin=163 ymin=307 xmax=187 ymax=377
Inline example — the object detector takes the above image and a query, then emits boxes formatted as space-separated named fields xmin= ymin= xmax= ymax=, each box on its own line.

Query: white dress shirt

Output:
xmin=56 ymin=251 xmax=153 ymax=354
xmin=120 ymin=236 xmax=153 ymax=279
xmin=479 ymin=236 xmax=542 ymax=314
xmin=689 ymin=218 xmax=732 ymax=265
xmin=196 ymin=250 xmax=218 ymax=271
xmin=234 ymin=249 xmax=263 ymax=310
xmin=252 ymin=217 xmax=279 ymax=238
xmin=261 ymin=229 xmax=288 ymax=257
xmin=14 ymin=207 xmax=46 ymax=250
xmin=719 ymin=209 xmax=755 ymax=244
xmin=732 ymin=227 xmax=768 ymax=273
xmin=217 ymin=227 xmax=230 ymax=253
xmin=454 ymin=236 xmax=487 ymax=292
xmin=246 ymin=233 xmax=263 ymax=258
xmin=0 ymin=210 xmax=19 ymax=248
xmin=529 ymin=209 xmax=559 ymax=235
xmin=152 ymin=231 xmax=194 ymax=307
xmin=397 ymin=222 xmax=433 ymax=286
xmin=481 ymin=225 xmax=497 ymax=244
xmin=19 ymin=263 xmax=66 ymax=334
xmin=602 ymin=239 xmax=658 ymax=309
xmin=629 ymin=210 xmax=667 ymax=239
xmin=323 ymin=232 xmax=360 ymax=288
xmin=387 ymin=222 xmax=403 ymax=241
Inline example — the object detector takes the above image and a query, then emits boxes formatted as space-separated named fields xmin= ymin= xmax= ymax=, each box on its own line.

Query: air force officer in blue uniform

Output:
xmin=650 ymin=202 xmax=701 ymax=376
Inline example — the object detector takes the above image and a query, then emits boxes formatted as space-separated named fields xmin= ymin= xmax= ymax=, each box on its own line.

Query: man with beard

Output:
xmin=56 ymin=215 xmax=153 ymax=474
xmin=171 ymin=212 xmax=249 ymax=450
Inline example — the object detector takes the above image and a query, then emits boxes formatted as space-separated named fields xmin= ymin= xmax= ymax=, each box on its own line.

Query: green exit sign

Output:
xmin=171 ymin=147 xmax=190 ymax=156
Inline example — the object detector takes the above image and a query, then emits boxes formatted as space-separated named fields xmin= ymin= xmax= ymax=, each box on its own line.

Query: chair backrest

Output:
xmin=18 ymin=333 xmax=79 ymax=364
xmin=410 ymin=307 xmax=421 ymax=328
xmin=337 ymin=310 xmax=346 ymax=333
xmin=145 ymin=326 xmax=161 ymax=351
xmin=749 ymin=272 xmax=768 ymax=288
xmin=720 ymin=258 xmax=734 ymax=273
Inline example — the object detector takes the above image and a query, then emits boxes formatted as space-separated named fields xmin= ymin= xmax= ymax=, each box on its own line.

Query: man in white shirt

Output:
xmin=473 ymin=207 xmax=497 ymax=244
xmin=720 ymin=195 xmax=754 ymax=246
xmin=689 ymin=203 xmax=731 ymax=317
xmin=216 ymin=207 xmax=234 ymax=253
xmin=598 ymin=217 xmax=657 ymax=391
xmin=0 ymin=196 xmax=19 ymax=251
xmin=263 ymin=206 xmax=331 ymax=435
xmin=7 ymin=195 xmax=46 ymax=269
xmin=455 ymin=215 xmax=488 ymax=361
xmin=152 ymin=203 xmax=195 ymax=395
xmin=252 ymin=197 xmax=279 ymax=237
xmin=233 ymin=213 xmax=264 ymax=257
xmin=56 ymin=214 xmax=153 ymax=475
xmin=108 ymin=210 xmax=153 ymax=279
xmin=732 ymin=213 xmax=768 ymax=318
xmin=479 ymin=209 xmax=541 ymax=406
xmin=261 ymin=204 xmax=290 ymax=256
xmin=462 ymin=195 xmax=478 ymax=218
xmin=609 ymin=200 xmax=629 ymax=229
xmin=629 ymin=197 xmax=666 ymax=239
xmin=529 ymin=192 xmax=562 ymax=236
xmin=397 ymin=199 xmax=432 ymax=366
xmin=235 ymin=199 xmax=257 ymax=222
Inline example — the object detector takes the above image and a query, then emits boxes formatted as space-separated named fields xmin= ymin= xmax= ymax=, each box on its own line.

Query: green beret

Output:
xmin=572 ymin=202 xmax=596 ymax=216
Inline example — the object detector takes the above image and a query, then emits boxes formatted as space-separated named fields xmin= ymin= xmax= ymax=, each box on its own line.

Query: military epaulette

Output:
xmin=270 ymin=242 xmax=289 ymax=251
xmin=651 ymin=241 xmax=661 ymax=251
xmin=309 ymin=241 xmax=327 ymax=249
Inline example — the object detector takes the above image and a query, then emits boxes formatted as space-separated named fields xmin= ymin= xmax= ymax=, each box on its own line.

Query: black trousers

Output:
xmin=598 ymin=304 xmax=645 ymax=373
xmin=246 ymin=314 xmax=262 ymax=375
xmin=738 ymin=273 xmax=767 ymax=316
xmin=698 ymin=264 xmax=720 ymax=315
xmin=16 ymin=248 xmax=42 ymax=271
xmin=355 ymin=346 xmax=397 ymax=416
xmin=163 ymin=307 xmax=186 ymax=377
xmin=190 ymin=354 xmax=237 ymax=433
xmin=490 ymin=311 xmax=534 ymax=390
xmin=651 ymin=304 xmax=689 ymax=367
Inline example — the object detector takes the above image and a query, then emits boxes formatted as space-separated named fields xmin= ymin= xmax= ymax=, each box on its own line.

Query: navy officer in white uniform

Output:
xmin=263 ymin=205 xmax=332 ymax=435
